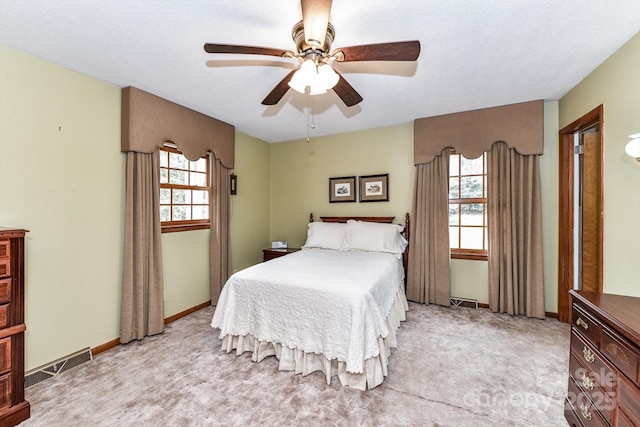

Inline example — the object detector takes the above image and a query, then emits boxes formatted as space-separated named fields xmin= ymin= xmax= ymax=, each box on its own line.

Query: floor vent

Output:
xmin=25 ymin=347 xmax=93 ymax=388
xmin=451 ymin=297 xmax=479 ymax=309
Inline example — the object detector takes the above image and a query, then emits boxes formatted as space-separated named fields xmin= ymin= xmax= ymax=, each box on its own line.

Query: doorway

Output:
xmin=557 ymin=105 xmax=604 ymax=323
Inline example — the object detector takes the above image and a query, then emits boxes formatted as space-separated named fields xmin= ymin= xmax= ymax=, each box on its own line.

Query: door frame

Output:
xmin=557 ymin=105 xmax=604 ymax=323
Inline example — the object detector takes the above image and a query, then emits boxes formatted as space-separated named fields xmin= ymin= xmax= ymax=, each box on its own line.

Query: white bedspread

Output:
xmin=211 ymin=248 xmax=404 ymax=374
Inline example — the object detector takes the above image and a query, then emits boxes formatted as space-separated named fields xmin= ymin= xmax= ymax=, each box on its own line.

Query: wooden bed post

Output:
xmin=404 ymin=213 xmax=410 ymax=288
xmin=405 ymin=213 xmax=410 ymax=243
xmin=310 ymin=213 xmax=314 ymax=223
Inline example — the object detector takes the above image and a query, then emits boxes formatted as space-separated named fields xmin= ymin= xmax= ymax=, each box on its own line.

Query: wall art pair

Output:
xmin=329 ymin=174 xmax=389 ymax=203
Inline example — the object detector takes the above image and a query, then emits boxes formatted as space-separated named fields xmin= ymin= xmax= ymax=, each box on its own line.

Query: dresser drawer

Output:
xmin=0 ymin=240 xmax=8 ymax=280
xmin=0 ymin=259 xmax=8 ymax=279
xmin=0 ymin=338 xmax=10 ymax=375
xmin=568 ymin=376 xmax=608 ymax=427
xmin=572 ymin=330 xmax=610 ymax=376
xmin=564 ymin=398 xmax=584 ymax=427
xmin=0 ymin=279 xmax=10 ymax=304
xmin=570 ymin=351 xmax=616 ymax=391
xmin=0 ymin=373 xmax=11 ymax=410
xmin=0 ymin=240 xmax=9 ymax=259
xmin=573 ymin=304 xmax=599 ymax=347
xmin=618 ymin=374 xmax=640 ymax=425
xmin=601 ymin=328 xmax=639 ymax=387
xmin=569 ymin=355 xmax=615 ymax=423
xmin=0 ymin=305 xmax=7 ymax=329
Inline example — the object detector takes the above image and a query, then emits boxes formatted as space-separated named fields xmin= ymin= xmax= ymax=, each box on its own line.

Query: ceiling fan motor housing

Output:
xmin=292 ymin=20 xmax=335 ymax=55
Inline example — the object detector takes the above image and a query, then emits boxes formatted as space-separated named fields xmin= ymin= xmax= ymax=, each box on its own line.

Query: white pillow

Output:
xmin=302 ymin=222 xmax=347 ymax=250
xmin=344 ymin=220 xmax=405 ymax=255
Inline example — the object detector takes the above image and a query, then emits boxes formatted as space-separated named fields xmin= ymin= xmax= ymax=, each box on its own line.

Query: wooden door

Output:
xmin=557 ymin=105 xmax=604 ymax=323
xmin=581 ymin=131 xmax=603 ymax=293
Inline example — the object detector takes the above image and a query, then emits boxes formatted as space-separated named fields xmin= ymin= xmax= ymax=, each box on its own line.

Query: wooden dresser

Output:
xmin=565 ymin=290 xmax=640 ymax=427
xmin=0 ymin=228 xmax=30 ymax=426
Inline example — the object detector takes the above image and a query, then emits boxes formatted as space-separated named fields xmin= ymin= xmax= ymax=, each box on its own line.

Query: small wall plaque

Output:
xmin=230 ymin=173 xmax=237 ymax=195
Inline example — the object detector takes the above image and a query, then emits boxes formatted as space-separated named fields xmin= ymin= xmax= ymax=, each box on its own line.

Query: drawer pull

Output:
xmin=579 ymin=403 xmax=592 ymax=421
xmin=576 ymin=317 xmax=589 ymax=330
xmin=581 ymin=373 xmax=594 ymax=390
xmin=583 ymin=346 xmax=595 ymax=364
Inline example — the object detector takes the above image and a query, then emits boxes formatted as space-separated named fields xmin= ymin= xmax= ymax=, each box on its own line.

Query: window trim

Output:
xmin=160 ymin=145 xmax=211 ymax=233
xmin=449 ymin=150 xmax=488 ymax=260
xmin=450 ymin=249 xmax=487 ymax=261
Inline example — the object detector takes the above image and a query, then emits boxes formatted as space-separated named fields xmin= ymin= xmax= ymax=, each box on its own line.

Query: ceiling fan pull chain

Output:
xmin=307 ymin=89 xmax=311 ymax=143
xmin=307 ymin=88 xmax=315 ymax=143
xmin=310 ymin=95 xmax=316 ymax=130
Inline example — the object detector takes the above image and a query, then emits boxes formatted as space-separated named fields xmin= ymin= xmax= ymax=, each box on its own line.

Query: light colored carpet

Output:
xmin=22 ymin=302 xmax=570 ymax=427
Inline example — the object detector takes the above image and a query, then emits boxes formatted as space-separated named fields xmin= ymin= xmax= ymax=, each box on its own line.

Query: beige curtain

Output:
xmin=120 ymin=151 xmax=165 ymax=344
xmin=210 ymin=156 xmax=232 ymax=305
xmin=487 ymin=142 xmax=545 ymax=319
xmin=407 ymin=148 xmax=451 ymax=306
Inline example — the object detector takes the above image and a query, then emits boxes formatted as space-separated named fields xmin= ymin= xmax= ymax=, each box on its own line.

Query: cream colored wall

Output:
xmin=541 ymin=101 xmax=560 ymax=311
xmin=0 ymin=45 xmax=124 ymax=370
xmin=229 ymin=133 xmax=271 ymax=274
xmin=270 ymin=125 xmax=415 ymax=247
xmin=162 ymin=230 xmax=210 ymax=317
xmin=450 ymin=259 xmax=488 ymax=303
xmin=558 ymin=32 xmax=640 ymax=297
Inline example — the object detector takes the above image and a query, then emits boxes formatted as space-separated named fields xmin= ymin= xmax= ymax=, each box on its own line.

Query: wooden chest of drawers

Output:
xmin=0 ymin=228 xmax=30 ymax=426
xmin=565 ymin=290 xmax=640 ymax=427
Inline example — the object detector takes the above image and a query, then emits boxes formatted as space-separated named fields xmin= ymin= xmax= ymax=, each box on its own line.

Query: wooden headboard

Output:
xmin=316 ymin=215 xmax=394 ymax=224
xmin=309 ymin=213 xmax=411 ymax=284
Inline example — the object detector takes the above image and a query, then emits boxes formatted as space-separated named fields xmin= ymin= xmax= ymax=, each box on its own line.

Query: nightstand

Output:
xmin=262 ymin=247 xmax=300 ymax=262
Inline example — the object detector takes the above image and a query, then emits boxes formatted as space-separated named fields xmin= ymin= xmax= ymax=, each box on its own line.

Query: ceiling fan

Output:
xmin=203 ymin=0 xmax=421 ymax=107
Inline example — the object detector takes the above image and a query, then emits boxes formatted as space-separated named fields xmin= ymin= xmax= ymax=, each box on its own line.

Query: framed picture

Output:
xmin=329 ymin=176 xmax=356 ymax=203
xmin=359 ymin=174 xmax=389 ymax=202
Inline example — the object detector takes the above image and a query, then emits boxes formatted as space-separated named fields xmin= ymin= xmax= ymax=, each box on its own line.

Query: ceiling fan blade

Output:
xmin=204 ymin=43 xmax=295 ymax=58
xmin=261 ymin=69 xmax=298 ymax=105
xmin=301 ymin=0 xmax=332 ymax=49
xmin=332 ymin=72 xmax=363 ymax=107
xmin=333 ymin=40 xmax=421 ymax=62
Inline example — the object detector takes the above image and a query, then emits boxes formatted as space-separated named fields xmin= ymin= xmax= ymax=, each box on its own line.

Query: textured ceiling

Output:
xmin=1 ymin=1 xmax=639 ymax=143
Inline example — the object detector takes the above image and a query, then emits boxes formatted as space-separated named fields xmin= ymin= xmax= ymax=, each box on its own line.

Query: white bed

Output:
xmin=211 ymin=215 xmax=409 ymax=390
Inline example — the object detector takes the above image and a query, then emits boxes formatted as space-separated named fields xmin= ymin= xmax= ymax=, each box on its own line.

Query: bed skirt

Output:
xmin=218 ymin=285 xmax=409 ymax=391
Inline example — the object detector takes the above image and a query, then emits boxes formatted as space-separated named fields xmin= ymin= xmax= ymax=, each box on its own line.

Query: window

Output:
xmin=449 ymin=150 xmax=487 ymax=260
xmin=159 ymin=145 xmax=210 ymax=233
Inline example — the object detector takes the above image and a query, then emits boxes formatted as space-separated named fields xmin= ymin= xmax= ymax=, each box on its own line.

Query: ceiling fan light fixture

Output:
xmin=287 ymin=75 xmax=307 ymax=94
xmin=288 ymin=59 xmax=338 ymax=95
xmin=288 ymin=59 xmax=316 ymax=93
xmin=316 ymin=63 xmax=339 ymax=90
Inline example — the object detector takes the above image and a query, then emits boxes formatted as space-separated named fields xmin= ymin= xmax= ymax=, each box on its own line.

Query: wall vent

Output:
xmin=25 ymin=347 xmax=93 ymax=388
xmin=451 ymin=297 xmax=479 ymax=309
